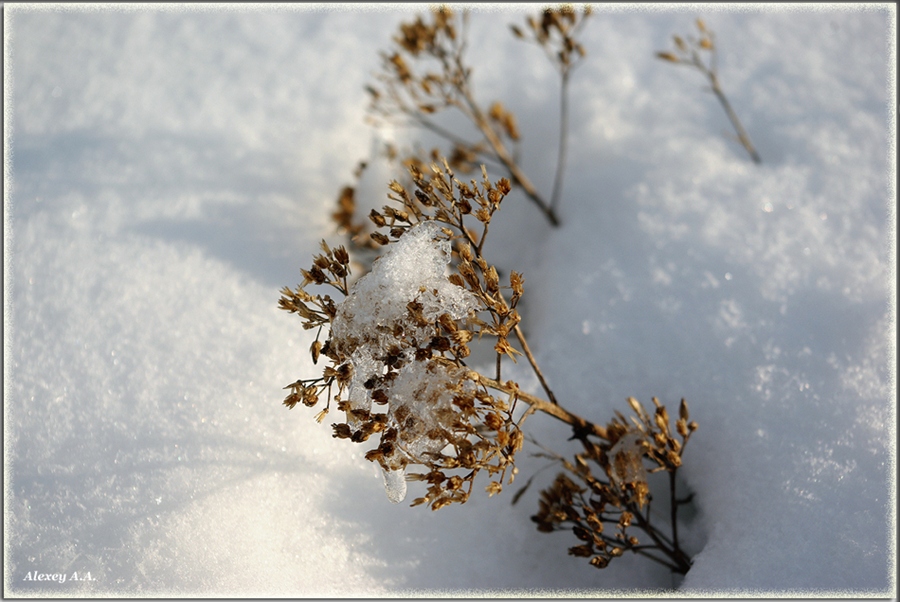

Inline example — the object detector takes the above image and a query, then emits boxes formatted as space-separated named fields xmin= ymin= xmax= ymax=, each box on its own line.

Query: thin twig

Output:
xmin=477 ymin=375 xmax=607 ymax=440
xmin=549 ymin=69 xmax=570 ymax=213
xmin=468 ymin=99 xmax=560 ymax=225
xmin=709 ymin=77 xmax=761 ymax=164
xmin=658 ymin=21 xmax=761 ymax=165
xmin=513 ymin=324 xmax=558 ymax=405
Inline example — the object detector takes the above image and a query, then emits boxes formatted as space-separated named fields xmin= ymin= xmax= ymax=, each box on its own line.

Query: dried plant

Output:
xmin=531 ymin=396 xmax=697 ymax=573
xmin=280 ymin=5 xmax=700 ymax=577
xmin=657 ymin=18 xmax=762 ymax=164
xmin=510 ymin=5 xmax=591 ymax=214
xmin=279 ymin=157 xmax=698 ymax=572
xmin=363 ymin=6 xmax=592 ymax=227
xmin=280 ymin=159 xmax=574 ymax=509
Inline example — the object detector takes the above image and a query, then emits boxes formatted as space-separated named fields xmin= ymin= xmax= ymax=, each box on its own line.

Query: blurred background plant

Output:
xmin=656 ymin=18 xmax=762 ymax=164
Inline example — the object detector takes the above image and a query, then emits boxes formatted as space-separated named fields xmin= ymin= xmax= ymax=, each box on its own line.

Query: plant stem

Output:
xmin=473 ymin=107 xmax=560 ymax=226
xmin=549 ymin=69 xmax=570 ymax=213
xmin=513 ymin=324 xmax=558 ymax=405
xmin=477 ymin=375 xmax=606 ymax=440
xmin=631 ymin=501 xmax=692 ymax=575
xmin=690 ymin=44 xmax=760 ymax=165
xmin=452 ymin=55 xmax=560 ymax=226
xmin=669 ymin=470 xmax=680 ymax=554
xmin=709 ymin=75 xmax=761 ymax=164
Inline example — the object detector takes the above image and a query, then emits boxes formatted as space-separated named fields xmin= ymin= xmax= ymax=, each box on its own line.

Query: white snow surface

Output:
xmin=4 ymin=3 xmax=895 ymax=597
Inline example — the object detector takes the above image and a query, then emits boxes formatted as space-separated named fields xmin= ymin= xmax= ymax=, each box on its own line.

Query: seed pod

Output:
xmin=310 ymin=340 xmax=322 ymax=364
xmin=590 ymin=556 xmax=609 ymax=568
xmin=303 ymin=387 xmax=319 ymax=407
xmin=438 ymin=312 xmax=458 ymax=333
xmin=665 ymin=450 xmax=682 ymax=468
xmin=627 ymin=397 xmax=647 ymax=420
xmin=568 ymin=544 xmax=594 ymax=558
xmin=655 ymin=407 xmax=670 ymax=434
xmin=333 ymin=245 xmax=350 ymax=266
xmin=485 ymin=265 xmax=500 ymax=293
xmin=332 ymin=423 xmax=352 ymax=439
xmin=656 ymin=51 xmax=680 ymax=63
xmin=510 ymin=271 xmax=524 ymax=297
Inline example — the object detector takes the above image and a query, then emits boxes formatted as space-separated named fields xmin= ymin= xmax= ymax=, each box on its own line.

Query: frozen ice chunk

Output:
xmin=328 ymin=221 xmax=481 ymax=501
xmin=608 ymin=432 xmax=648 ymax=490
xmin=382 ymin=468 xmax=407 ymax=503
xmin=330 ymin=221 xmax=478 ymax=358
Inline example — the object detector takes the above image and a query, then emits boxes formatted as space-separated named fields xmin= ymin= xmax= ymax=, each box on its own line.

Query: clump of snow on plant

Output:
xmin=331 ymin=221 xmax=475 ymax=353
xmin=329 ymin=221 xmax=479 ymax=502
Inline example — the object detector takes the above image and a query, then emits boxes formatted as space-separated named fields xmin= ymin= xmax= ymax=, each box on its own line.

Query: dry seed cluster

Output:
xmin=510 ymin=5 xmax=592 ymax=74
xmin=279 ymin=161 xmax=530 ymax=510
xmin=532 ymin=397 xmax=697 ymax=572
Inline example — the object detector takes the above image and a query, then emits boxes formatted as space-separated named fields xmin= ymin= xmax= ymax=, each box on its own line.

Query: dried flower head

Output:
xmin=531 ymin=397 xmax=697 ymax=573
xmin=365 ymin=7 xmax=561 ymax=225
xmin=280 ymin=159 xmax=531 ymax=509
xmin=511 ymin=5 xmax=592 ymax=75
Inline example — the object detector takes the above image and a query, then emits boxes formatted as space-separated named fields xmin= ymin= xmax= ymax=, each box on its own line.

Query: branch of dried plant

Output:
xmin=657 ymin=18 xmax=761 ymax=164
xmin=510 ymin=6 xmax=592 ymax=213
xmin=367 ymin=7 xmax=572 ymax=226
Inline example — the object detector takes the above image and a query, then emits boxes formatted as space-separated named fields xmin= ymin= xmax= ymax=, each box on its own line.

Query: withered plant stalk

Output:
xmin=510 ymin=6 xmax=592 ymax=212
xmin=657 ymin=18 xmax=761 ymax=164
xmin=366 ymin=7 xmax=592 ymax=227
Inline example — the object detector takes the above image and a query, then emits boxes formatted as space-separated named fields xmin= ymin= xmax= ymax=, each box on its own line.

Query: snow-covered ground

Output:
xmin=4 ymin=3 xmax=895 ymax=597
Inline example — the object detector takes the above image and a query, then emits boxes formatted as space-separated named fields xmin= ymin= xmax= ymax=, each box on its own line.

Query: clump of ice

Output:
xmin=382 ymin=468 xmax=408 ymax=504
xmin=607 ymin=432 xmax=648 ymax=491
xmin=328 ymin=221 xmax=479 ymax=502
xmin=387 ymin=359 xmax=472 ymax=460
xmin=330 ymin=221 xmax=476 ymax=359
